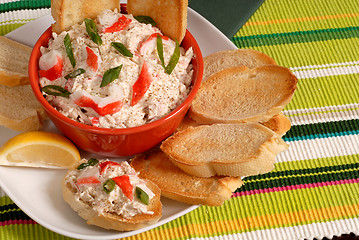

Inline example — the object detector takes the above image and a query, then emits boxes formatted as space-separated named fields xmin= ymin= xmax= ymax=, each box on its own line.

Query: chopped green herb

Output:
xmin=134 ymin=15 xmax=156 ymax=26
xmin=64 ymin=68 xmax=85 ymax=80
xmin=100 ymin=65 xmax=123 ymax=87
xmin=76 ymin=158 xmax=99 ymax=170
xmin=103 ymin=179 xmax=115 ymax=194
xmin=156 ymin=36 xmax=180 ymax=74
xmin=41 ymin=85 xmax=71 ymax=98
xmin=111 ymin=42 xmax=133 ymax=57
xmin=84 ymin=18 xmax=102 ymax=45
xmin=87 ymin=158 xmax=99 ymax=166
xmin=64 ymin=33 xmax=76 ymax=68
xmin=156 ymin=35 xmax=165 ymax=69
xmin=165 ymin=39 xmax=180 ymax=74
xmin=135 ymin=187 xmax=149 ymax=205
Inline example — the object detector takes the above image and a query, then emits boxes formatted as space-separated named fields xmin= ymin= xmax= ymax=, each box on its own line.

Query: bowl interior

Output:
xmin=29 ymin=18 xmax=203 ymax=135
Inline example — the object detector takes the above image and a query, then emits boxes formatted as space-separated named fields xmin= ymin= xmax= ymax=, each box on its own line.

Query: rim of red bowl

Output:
xmin=29 ymin=27 xmax=203 ymax=135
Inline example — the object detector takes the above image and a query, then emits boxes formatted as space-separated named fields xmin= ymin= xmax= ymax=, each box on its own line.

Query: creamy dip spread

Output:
xmin=65 ymin=158 xmax=155 ymax=218
xmin=39 ymin=9 xmax=194 ymax=128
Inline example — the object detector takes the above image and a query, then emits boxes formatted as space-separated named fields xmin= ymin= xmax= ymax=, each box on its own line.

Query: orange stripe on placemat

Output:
xmin=126 ymin=203 xmax=359 ymax=239
xmin=244 ymin=12 xmax=359 ymax=26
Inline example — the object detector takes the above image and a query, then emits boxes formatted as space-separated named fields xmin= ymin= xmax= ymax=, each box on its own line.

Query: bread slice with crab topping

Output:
xmin=62 ymin=158 xmax=162 ymax=231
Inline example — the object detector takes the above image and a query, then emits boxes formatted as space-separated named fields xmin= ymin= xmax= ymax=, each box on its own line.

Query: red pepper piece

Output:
xmin=74 ymin=95 xmax=123 ymax=116
xmin=145 ymin=33 xmax=169 ymax=42
xmin=112 ymin=175 xmax=133 ymax=200
xmin=99 ymin=161 xmax=120 ymax=175
xmin=77 ymin=176 xmax=101 ymax=185
xmin=86 ymin=47 xmax=98 ymax=72
xmin=131 ymin=61 xmax=153 ymax=106
xmin=38 ymin=56 xmax=63 ymax=81
xmin=104 ymin=15 xmax=132 ymax=33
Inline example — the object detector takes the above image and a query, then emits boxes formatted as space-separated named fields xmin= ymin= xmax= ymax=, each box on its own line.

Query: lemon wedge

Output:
xmin=0 ymin=131 xmax=81 ymax=168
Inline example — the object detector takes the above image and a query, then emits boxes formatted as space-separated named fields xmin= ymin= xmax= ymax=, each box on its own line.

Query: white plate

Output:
xmin=0 ymin=8 xmax=237 ymax=240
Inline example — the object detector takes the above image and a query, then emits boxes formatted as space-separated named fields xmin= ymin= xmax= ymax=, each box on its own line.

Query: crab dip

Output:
xmin=39 ymin=9 xmax=194 ymax=128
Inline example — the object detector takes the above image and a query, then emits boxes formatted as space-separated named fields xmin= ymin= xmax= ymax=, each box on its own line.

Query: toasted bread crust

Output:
xmin=203 ymin=49 xmax=276 ymax=81
xmin=131 ymin=150 xmax=243 ymax=206
xmin=261 ymin=113 xmax=291 ymax=136
xmin=177 ymin=113 xmax=291 ymax=136
xmin=189 ymin=65 xmax=298 ymax=124
xmin=127 ymin=0 xmax=188 ymax=43
xmin=161 ymin=123 xmax=288 ymax=177
xmin=62 ymin=167 xmax=162 ymax=231
xmin=51 ymin=0 xmax=121 ymax=33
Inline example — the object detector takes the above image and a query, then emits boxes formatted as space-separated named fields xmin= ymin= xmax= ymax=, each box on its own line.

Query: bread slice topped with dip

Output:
xmin=127 ymin=0 xmax=188 ymax=43
xmin=62 ymin=158 xmax=162 ymax=231
xmin=131 ymin=149 xmax=244 ymax=206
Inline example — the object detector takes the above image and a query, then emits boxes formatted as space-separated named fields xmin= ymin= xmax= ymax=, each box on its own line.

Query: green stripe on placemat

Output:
xmin=0 ymin=0 xmax=50 ymax=13
xmin=233 ymin=26 xmax=359 ymax=48
xmin=0 ymin=22 xmax=31 ymax=35
xmin=283 ymin=119 xmax=359 ymax=141
xmin=286 ymin=74 xmax=359 ymax=111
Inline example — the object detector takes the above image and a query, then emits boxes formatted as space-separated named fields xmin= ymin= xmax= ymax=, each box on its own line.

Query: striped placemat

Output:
xmin=1 ymin=0 xmax=359 ymax=239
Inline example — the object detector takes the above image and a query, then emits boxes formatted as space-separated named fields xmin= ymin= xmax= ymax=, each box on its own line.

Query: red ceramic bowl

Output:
xmin=29 ymin=23 xmax=203 ymax=157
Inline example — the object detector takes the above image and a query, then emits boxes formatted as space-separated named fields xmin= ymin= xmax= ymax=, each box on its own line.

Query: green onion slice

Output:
xmin=103 ymin=179 xmax=115 ymax=194
xmin=41 ymin=85 xmax=71 ymax=98
xmin=84 ymin=18 xmax=102 ymax=45
xmin=64 ymin=68 xmax=85 ymax=80
xmin=100 ymin=65 xmax=123 ymax=87
xmin=165 ymin=39 xmax=180 ymax=74
xmin=111 ymin=42 xmax=133 ymax=57
xmin=87 ymin=158 xmax=99 ymax=166
xmin=156 ymin=36 xmax=180 ymax=74
xmin=134 ymin=15 xmax=156 ymax=26
xmin=135 ymin=187 xmax=149 ymax=205
xmin=76 ymin=158 xmax=99 ymax=170
xmin=156 ymin=35 xmax=165 ymax=69
xmin=64 ymin=33 xmax=76 ymax=68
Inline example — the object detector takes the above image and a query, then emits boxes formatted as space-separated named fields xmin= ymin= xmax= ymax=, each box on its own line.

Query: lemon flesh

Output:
xmin=0 ymin=131 xmax=81 ymax=168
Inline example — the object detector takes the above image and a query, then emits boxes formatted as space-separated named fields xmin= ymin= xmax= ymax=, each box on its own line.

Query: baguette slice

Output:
xmin=0 ymin=85 xmax=47 ymax=131
xmin=177 ymin=113 xmax=291 ymax=136
xmin=161 ymin=123 xmax=288 ymax=178
xmin=131 ymin=149 xmax=243 ymax=206
xmin=62 ymin=168 xmax=162 ymax=231
xmin=203 ymin=49 xmax=276 ymax=81
xmin=51 ymin=0 xmax=121 ymax=33
xmin=127 ymin=0 xmax=188 ymax=43
xmin=189 ymin=65 xmax=298 ymax=124
xmin=0 ymin=36 xmax=32 ymax=86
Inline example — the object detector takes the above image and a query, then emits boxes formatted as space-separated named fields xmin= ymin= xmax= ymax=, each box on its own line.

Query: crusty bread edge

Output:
xmin=0 ymin=113 xmax=43 ymax=131
xmin=203 ymin=49 xmax=277 ymax=81
xmin=160 ymin=176 xmax=243 ymax=206
xmin=0 ymin=72 xmax=29 ymax=86
xmin=62 ymin=172 xmax=162 ymax=231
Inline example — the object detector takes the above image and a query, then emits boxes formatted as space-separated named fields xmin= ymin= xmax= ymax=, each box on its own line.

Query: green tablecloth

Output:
xmin=1 ymin=0 xmax=359 ymax=239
